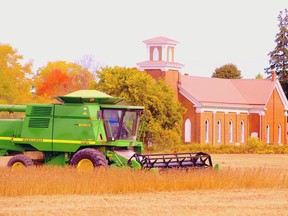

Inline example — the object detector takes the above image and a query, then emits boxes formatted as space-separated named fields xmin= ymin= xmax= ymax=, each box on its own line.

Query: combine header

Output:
xmin=0 ymin=90 xmax=213 ymax=170
xmin=129 ymin=152 xmax=212 ymax=169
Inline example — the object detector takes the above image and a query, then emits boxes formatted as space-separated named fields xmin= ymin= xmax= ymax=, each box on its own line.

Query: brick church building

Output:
xmin=137 ymin=36 xmax=288 ymax=145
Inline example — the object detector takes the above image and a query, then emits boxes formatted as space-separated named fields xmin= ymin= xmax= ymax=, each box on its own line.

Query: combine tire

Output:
xmin=70 ymin=148 xmax=108 ymax=170
xmin=7 ymin=154 xmax=34 ymax=168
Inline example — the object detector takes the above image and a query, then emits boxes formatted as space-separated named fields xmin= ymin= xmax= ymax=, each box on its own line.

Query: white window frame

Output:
xmin=217 ymin=120 xmax=221 ymax=143
xmin=229 ymin=120 xmax=233 ymax=143
xmin=278 ymin=124 xmax=281 ymax=144
xmin=266 ymin=124 xmax=270 ymax=144
xmin=240 ymin=120 xmax=245 ymax=143
xmin=205 ymin=120 xmax=209 ymax=143
xmin=184 ymin=118 xmax=191 ymax=143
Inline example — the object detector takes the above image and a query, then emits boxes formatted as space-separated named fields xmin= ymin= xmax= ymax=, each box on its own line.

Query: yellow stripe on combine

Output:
xmin=0 ymin=137 xmax=12 ymax=141
xmin=0 ymin=136 xmax=96 ymax=145
xmin=53 ymin=139 xmax=96 ymax=145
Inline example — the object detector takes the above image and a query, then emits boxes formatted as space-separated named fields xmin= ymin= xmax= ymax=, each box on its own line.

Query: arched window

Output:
xmin=184 ymin=118 xmax=191 ymax=143
xmin=278 ymin=124 xmax=281 ymax=144
xmin=205 ymin=120 xmax=209 ymax=143
xmin=167 ymin=47 xmax=173 ymax=62
xmin=266 ymin=124 xmax=270 ymax=144
xmin=152 ymin=47 xmax=159 ymax=61
xmin=241 ymin=120 xmax=245 ymax=143
xmin=229 ymin=120 xmax=233 ymax=143
xmin=217 ymin=120 xmax=221 ymax=143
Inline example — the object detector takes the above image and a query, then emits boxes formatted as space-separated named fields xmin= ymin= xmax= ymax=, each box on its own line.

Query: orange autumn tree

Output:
xmin=34 ymin=61 xmax=95 ymax=99
xmin=36 ymin=69 xmax=72 ymax=96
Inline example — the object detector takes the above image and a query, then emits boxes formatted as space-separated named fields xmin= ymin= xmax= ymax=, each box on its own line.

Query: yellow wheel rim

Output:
xmin=11 ymin=162 xmax=25 ymax=169
xmin=77 ymin=159 xmax=94 ymax=171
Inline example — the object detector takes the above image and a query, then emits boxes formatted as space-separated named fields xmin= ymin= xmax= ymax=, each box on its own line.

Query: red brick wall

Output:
xmin=146 ymin=69 xmax=180 ymax=99
xmin=145 ymin=69 xmax=287 ymax=145
xmin=178 ymin=93 xmax=197 ymax=143
xmin=164 ymin=70 xmax=180 ymax=100
xmin=249 ymin=113 xmax=260 ymax=138
xmin=264 ymin=88 xmax=287 ymax=145
xmin=146 ymin=69 xmax=165 ymax=81
xmin=179 ymin=102 xmax=251 ymax=145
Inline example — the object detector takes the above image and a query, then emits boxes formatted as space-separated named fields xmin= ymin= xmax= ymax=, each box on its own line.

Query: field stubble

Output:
xmin=0 ymin=154 xmax=288 ymax=215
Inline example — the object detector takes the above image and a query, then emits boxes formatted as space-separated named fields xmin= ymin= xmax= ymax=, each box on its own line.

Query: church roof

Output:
xmin=143 ymin=36 xmax=179 ymax=45
xmin=178 ymin=75 xmax=288 ymax=110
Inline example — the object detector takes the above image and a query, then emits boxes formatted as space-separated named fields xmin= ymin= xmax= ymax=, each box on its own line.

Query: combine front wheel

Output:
xmin=70 ymin=148 xmax=108 ymax=170
xmin=7 ymin=155 xmax=34 ymax=169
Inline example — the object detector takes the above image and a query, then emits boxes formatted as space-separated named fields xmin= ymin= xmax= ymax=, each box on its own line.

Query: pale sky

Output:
xmin=1 ymin=0 xmax=287 ymax=79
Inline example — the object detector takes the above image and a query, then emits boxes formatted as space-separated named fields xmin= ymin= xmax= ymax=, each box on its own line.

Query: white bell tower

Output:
xmin=137 ymin=36 xmax=183 ymax=71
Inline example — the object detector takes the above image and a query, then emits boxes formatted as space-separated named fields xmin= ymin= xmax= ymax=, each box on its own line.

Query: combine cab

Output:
xmin=0 ymin=90 xmax=213 ymax=170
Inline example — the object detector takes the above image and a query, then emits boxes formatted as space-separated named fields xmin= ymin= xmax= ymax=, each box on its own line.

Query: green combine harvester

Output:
xmin=0 ymin=90 xmax=212 ymax=170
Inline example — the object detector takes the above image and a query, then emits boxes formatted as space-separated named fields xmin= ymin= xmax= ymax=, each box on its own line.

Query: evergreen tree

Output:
xmin=265 ymin=9 xmax=288 ymax=95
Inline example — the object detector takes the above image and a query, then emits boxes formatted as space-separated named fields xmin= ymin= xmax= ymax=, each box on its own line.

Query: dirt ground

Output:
xmin=0 ymin=189 xmax=288 ymax=216
xmin=212 ymin=153 xmax=288 ymax=170
xmin=0 ymin=154 xmax=288 ymax=216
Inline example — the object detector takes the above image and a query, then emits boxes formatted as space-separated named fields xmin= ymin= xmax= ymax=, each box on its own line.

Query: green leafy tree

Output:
xmin=265 ymin=9 xmax=288 ymax=95
xmin=0 ymin=44 xmax=33 ymax=104
xmin=255 ymin=73 xmax=263 ymax=79
xmin=94 ymin=66 xmax=186 ymax=150
xmin=212 ymin=64 xmax=242 ymax=79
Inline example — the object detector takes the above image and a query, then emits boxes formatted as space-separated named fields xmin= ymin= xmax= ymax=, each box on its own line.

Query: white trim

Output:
xmin=193 ymin=106 xmax=267 ymax=116
xmin=145 ymin=42 xmax=178 ymax=46
xmin=178 ymin=86 xmax=202 ymax=107
xmin=250 ymin=109 xmax=265 ymax=115
xmin=138 ymin=65 xmax=182 ymax=72
xmin=196 ymin=108 xmax=204 ymax=113
xmin=194 ymin=106 xmax=267 ymax=115
xmin=196 ymin=106 xmax=249 ymax=114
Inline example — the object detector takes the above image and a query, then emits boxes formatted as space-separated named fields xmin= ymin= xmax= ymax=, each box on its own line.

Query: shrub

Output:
xmin=145 ymin=137 xmax=288 ymax=154
xmin=145 ymin=129 xmax=182 ymax=152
